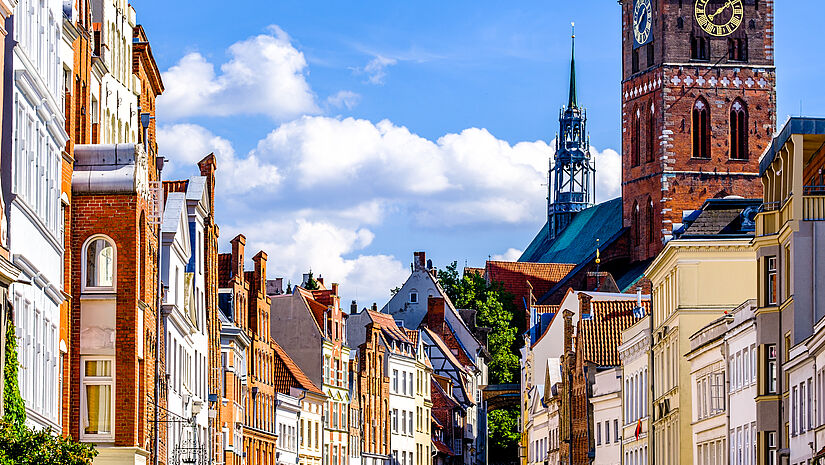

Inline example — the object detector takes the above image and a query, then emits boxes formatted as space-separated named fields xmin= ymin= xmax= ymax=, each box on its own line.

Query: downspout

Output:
xmin=153 ymin=157 xmax=165 ymax=465
xmin=648 ymin=288 xmax=655 ymax=465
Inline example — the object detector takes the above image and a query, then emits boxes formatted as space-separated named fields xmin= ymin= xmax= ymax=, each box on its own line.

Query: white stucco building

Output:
xmin=276 ymin=392 xmax=301 ymax=465
xmin=8 ymin=0 xmax=68 ymax=432
xmin=618 ymin=317 xmax=650 ymax=465
xmin=725 ymin=300 xmax=757 ymax=465
xmin=161 ymin=178 xmax=210 ymax=459
xmin=592 ymin=367 xmax=622 ymax=465
xmin=687 ymin=316 xmax=728 ymax=465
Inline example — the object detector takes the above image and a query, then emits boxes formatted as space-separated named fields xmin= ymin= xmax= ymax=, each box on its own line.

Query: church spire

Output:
xmin=568 ymin=22 xmax=577 ymax=109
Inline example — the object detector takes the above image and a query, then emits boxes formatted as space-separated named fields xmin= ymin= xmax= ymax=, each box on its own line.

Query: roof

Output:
xmin=422 ymin=327 xmax=466 ymax=373
xmin=367 ymin=311 xmax=412 ymax=345
xmin=760 ymin=117 xmax=825 ymax=176
xmin=463 ymin=267 xmax=485 ymax=277
xmin=218 ymin=253 xmax=232 ymax=287
xmin=432 ymin=438 xmax=455 ymax=456
xmin=673 ymin=198 xmax=760 ymax=239
xmin=272 ymin=338 xmax=324 ymax=396
xmin=520 ymin=197 xmax=623 ymax=264
xmin=577 ymin=299 xmax=651 ymax=367
xmin=534 ymin=305 xmax=559 ymax=315
xmin=403 ymin=328 xmax=419 ymax=345
xmin=486 ymin=261 xmax=576 ymax=309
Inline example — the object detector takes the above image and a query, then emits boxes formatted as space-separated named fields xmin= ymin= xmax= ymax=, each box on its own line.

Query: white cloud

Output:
xmin=491 ymin=248 xmax=524 ymax=262
xmin=592 ymin=146 xmax=622 ymax=203
xmin=158 ymin=26 xmax=319 ymax=120
xmin=157 ymin=123 xmax=281 ymax=195
xmin=326 ymin=90 xmax=362 ymax=110
xmin=356 ymin=55 xmax=397 ymax=85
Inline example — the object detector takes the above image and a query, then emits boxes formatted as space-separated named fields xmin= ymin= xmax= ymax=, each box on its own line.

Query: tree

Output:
xmin=304 ymin=271 xmax=320 ymax=290
xmin=487 ymin=407 xmax=521 ymax=462
xmin=2 ymin=321 xmax=97 ymax=465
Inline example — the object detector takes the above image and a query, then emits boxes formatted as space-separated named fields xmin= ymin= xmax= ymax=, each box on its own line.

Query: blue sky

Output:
xmin=137 ymin=0 xmax=825 ymax=306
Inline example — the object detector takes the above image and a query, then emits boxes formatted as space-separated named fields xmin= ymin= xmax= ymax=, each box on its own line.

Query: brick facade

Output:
xmin=619 ymin=0 xmax=775 ymax=262
xmin=356 ymin=323 xmax=391 ymax=459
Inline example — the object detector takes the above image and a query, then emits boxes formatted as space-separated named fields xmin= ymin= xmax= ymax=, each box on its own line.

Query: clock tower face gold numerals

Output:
xmin=695 ymin=0 xmax=744 ymax=37
xmin=633 ymin=0 xmax=653 ymax=46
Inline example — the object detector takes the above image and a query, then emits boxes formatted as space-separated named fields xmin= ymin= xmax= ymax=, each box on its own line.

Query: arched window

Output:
xmin=647 ymin=103 xmax=656 ymax=163
xmin=647 ymin=197 xmax=655 ymax=244
xmin=692 ymin=98 xmax=710 ymax=159
xmin=730 ymin=99 xmax=748 ymax=160
xmin=632 ymin=107 xmax=641 ymax=166
xmin=83 ymin=235 xmax=115 ymax=290
xmin=632 ymin=201 xmax=640 ymax=246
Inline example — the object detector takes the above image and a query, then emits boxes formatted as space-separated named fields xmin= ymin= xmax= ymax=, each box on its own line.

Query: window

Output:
xmin=646 ymin=42 xmax=655 ymax=67
xmin=692 ymin=98 xmax=710 ymax=159
xmin=597 ymin=423 xmax=602 ymax=445
xmin=647 ymin=198 xmax=655 ymax=244
xmin=606 ymin=420 xmax=610 ymax=443
xmin=409 ymin=291 xmax=418 ymax=304
xmin=633 ymin=202 xmax=641 ymax=246
xmin=647 ymin=103 xmax=656 ymax=163
xmin=393 ymin=409 xmax=398 ymax=432
xmin=728 ymin=38 xmax=747 ymax=62
xmin=766 ymin=344 xmax=777 ymax=394
xmin=81 ymin=358 xmax=114 ymax=439
xmin=691 ymin=35 xmax=709 ymax=61
xmin=402 ymin=371 xmax=407 ymax=395
xmin=632 ymin=107 xmax=641 ymax=166
xmin=393 ymin=369 xmax=399 ymax=393
xmin=766 ymin=257 xmax=777 ymax=305
xmin=615 ymin=419 xmax=620 ymax=441
xmin=408 ymin=410 xmax=413 ymax=435
xmin=730 ymin=100 xmax=748 ymax=160
xmin=766 ymin=432 xmax=777 ymax=465
xmin=632 ymin=48 xmax=640 ymax=73
xmin=84 ymin=236 xmax=115 ymax=289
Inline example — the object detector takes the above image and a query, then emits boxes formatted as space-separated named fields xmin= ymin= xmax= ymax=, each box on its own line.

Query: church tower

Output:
xmin=620 ymin=0 xmax=775 ymax=261
xmin=548 ymin=26 xmax=595 ymax=240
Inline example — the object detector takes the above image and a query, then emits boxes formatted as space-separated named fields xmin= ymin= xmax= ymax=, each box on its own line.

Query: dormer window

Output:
xmin=83 ymin=236 xmax=115 ymax=290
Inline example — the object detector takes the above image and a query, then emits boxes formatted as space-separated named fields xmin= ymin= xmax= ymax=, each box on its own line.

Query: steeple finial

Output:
xmin=568 ymin=22 xmax=577 ymax=109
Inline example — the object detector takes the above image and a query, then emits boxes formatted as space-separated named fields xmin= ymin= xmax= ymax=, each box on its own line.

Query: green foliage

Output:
xmin=304 ymin=271 xmax=320 ymax=290
xmin=2 ymin=321 xmax=97 ymax=465
xmin=390 ymin=286 xmax=401 ymax=296
xmin=437 ymin=262 xmax=519 ymax=384
xmin=487 ymin=407 xmax=521 ymax=460
xmin=3 ymin=321 xmax=25 ymax=428
xmin=0 ymin=420 xmax=98 ymax=465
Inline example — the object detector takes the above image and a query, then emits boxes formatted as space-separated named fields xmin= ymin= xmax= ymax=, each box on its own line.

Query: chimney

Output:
xmin=578 ymin=292 xmax=593 ymax=318
xmin=332 ymin=283 xmax=339 ymax=297
xmin=413 ymin=251 xmax=426 ymax=271
xmin=426 ymin=297 xmax=446 ymax=332
xmin=371 ymin=302 xmax=378 ymax=312
xmin=253 ymin=251 xmax=267 ymax=293
xmin=637 ymin=287 xmax=643 ymax=309
xmin=197 ymin=153 xmax=217 ymax=213
xmin=351 ymin=300 xmax=358 ymax=314
xmin=230 ymin=234 xmax=246 ymax=278
xmin=317 ymin=276 xmax=324 ymax=286
xmin=563 ymin=309 xmax=574 ymax=354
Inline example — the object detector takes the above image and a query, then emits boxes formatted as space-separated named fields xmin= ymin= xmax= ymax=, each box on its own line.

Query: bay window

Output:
xmin=81 ymin=357 xmax=114 ymax=440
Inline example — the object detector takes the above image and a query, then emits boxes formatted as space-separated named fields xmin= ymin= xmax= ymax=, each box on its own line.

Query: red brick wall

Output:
xmin=357 ymin=324 xmax=390 ymax=456
xmin=619 ymin=0 xmax=775 ymax=261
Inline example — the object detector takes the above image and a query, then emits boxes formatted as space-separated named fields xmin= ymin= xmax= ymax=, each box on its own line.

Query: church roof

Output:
xmin=519 ymin=197 xmax=623 ymax=265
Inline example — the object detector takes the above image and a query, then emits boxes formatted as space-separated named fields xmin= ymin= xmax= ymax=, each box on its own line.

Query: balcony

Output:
xmin=803 ymin=186 xmax=825 ymax=221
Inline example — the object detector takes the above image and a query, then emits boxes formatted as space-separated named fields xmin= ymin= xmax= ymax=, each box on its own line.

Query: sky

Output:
xmin=135 ymin=0 xmax=825 ymax=307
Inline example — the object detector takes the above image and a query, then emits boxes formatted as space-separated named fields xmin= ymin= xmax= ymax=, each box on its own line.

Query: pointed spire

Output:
xmin=568 ymin=22 xmax=577 ymax=109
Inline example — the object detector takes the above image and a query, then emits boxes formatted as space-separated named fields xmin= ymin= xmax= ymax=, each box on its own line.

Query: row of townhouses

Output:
xmin=512 ymin=1 xmax=825 ymax=465
xmin=0 ymin=2 xmax=490 ymax=465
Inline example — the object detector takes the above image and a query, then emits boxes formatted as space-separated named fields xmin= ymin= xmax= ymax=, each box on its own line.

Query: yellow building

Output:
xmin=646 ymin=198 xmax=758 ymax=465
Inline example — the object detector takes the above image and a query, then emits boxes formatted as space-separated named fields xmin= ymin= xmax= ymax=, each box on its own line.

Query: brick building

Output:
xmin=218 ymin=308 xmax=250 ymax=465
xmin=352 ymin=318 xmax=391 ymax=465
xmin=619 ymin=0 xmax=775 ymax=261
xmin=218 ymin=236 xmax=279 ymax=464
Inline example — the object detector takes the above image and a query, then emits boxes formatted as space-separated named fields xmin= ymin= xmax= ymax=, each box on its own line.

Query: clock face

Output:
xmin=695 ymin=0 xmax=744 ymax=37
xmin=633 ymin=0 xmax=653 ymax=46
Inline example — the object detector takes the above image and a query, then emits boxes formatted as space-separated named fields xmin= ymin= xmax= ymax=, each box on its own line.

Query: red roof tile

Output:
xmin=368 ymin=311 xmax=412 ymax=346
xmin=218 ymin=253 xmax=232 ymax=287
xmin=432 ymin=438 xmax=455 ymax=456
xmin=271 ymin=338 xmax=324 ymax=396
xmin=463 ymin=267 xmax=485 ymax=277
xmin=485 ymin=261 xmax=576 ymax=314
xmin=577 ymin=299 xmax=651 ymax=367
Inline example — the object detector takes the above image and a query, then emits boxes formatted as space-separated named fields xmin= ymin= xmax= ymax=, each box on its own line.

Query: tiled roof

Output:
xmin=534 ymin=305 xmax=559 ymax=315
xmin=486 ymin=261 xmax=575 ymax=312
xmin=577 ymin=299 xmax=651 ymax=367
xmin=297 ymin=287 xmax=329 ymax=334
xmin=368 ymin=311 xmax=412 ymax=344
xmin=432 ymin=438 xmax=455 ymax=456
xmin=403 ymin=328 xmax=419 ymax=345
xmin=520 ymin=197 xmax=623 ymax=264
xmin=431 ymin=414 xmax=443 ymax=429
xmin=463 ymin=267 xmax=485 ymax=277
xmin=422 ymin=327 xmax=466 ymax=374
xmin=431 ymin=377 xmax=459 ymax=409
xmin=674 ymin=198 xmax=760 ymax=239
xmin=271 ymin=338 xmax=324 ymax=396
xmin=218 ymin=253 xmax=232 ymax=288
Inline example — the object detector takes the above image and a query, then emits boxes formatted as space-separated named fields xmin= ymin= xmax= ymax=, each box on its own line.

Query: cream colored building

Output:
xmin=686 ymin=317 xmax=728 ymax=465
xmin=592 ymin=367 xmax=622 ymax=465
xmin=296 ymin=389 xmax=325 ymax=465
xmin=619 ymin=317 xmax=650 ymax=465
xmin=647 ymin=198 xmax=759 ymax=465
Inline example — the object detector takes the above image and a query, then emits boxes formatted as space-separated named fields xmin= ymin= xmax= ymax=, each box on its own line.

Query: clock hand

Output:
xmin=708 ymin=1 xmax=734 ymax=21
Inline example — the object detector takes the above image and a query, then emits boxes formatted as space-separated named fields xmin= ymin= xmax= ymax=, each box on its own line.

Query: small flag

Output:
xmin=635 ymin=418 xmax=642 ymax=440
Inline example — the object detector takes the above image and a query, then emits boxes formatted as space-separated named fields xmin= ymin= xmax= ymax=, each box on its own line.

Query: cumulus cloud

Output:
xmin=158 ymin=26 xmax=319 ymax=120
xmin=326 ymin=90 xmax=361 ymax=110
xmin=355 ymin=55 xmax=397 ymax=85
xmin=157 ymin=123 xmax=281 ymax=195
xmin=491 ymin=248 xmax=524 ymax=262
xmin=592 ymin=147 xmax=622 ymax=202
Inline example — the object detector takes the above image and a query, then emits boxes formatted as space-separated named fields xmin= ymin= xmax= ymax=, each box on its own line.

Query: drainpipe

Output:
xmin=153 ymin=156 xmax=165 ymax=465
xmin=648 ymin=287 xmax=655 ymax=465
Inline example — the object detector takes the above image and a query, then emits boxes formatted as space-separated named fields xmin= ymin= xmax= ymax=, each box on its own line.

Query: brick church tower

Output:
xmin=620 ymin=0 xmax=775 ymax=261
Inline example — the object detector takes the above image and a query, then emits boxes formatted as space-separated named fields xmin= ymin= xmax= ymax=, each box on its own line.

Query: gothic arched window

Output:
xmin=647 ymin=197 xmax=655 ymax=244
xmin=730 ymin=99 xmax=748 ymax=160
xmin=632 ymin=107 xmax=641 ymax=166
xmin=632 ymin=201 xmax=640 ymax=246
xmin=647 ymin=102 xmax=656 ymax=163
xmin=692 ymin=98 xmax=710 ymax=159
xmin=83 ymin=235 xmax=115 ymax=290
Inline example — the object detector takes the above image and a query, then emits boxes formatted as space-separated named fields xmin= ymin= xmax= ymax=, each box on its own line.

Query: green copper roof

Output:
xmin=519 ymin=197 xmax=623 ymax=265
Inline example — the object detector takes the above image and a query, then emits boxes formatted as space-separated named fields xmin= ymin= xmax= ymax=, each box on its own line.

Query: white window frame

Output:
xmin=81 ymin=234 xmax=117 ymax=293
xmin=80 ymin=356 xmax=115 ymax=441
